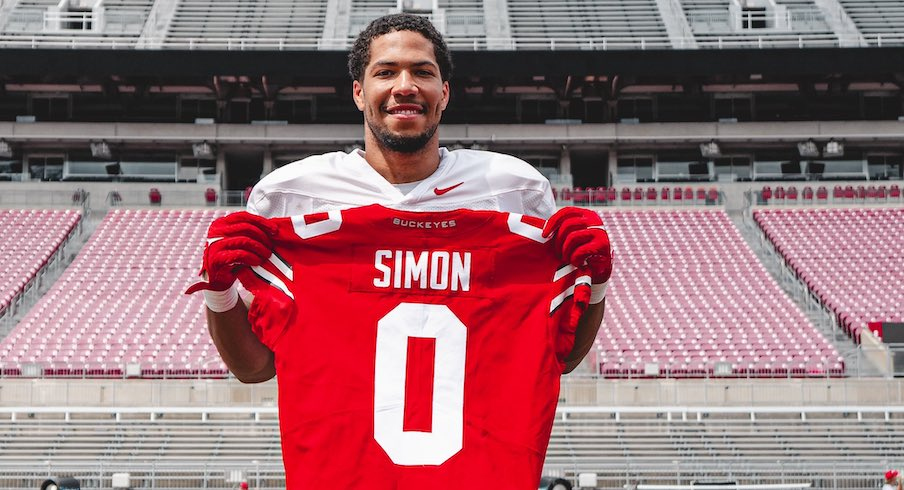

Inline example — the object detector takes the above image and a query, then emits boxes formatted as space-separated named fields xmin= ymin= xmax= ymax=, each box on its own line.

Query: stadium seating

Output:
xmin=598 ymin=209 xmax=842 ymax=377
xmin=680 ymin=0 xmax=838 ymax=47
xmin=754 ymin=208 xmax=904 ymax=343
xmin=0 ymin=209 xmax=226 ymax=378
xmin=1 ymin=405 xmax=901 ymax=489
xmin=164 ymin=0 xmax=327 ymax=48
xmin=506 ymin=0 xmax=669 ymax=48
xmin=557 ymin=186 xmax=721 ymax=206
xmin=437 ymin=0 xmax=486 ymax=45
xmin=0 ymin=0 xmax=153 ymax=41
xmin=0 ymin=209 xmax=80 ymax=323
xmin=837 ymin=0 xmax=904 ymax=37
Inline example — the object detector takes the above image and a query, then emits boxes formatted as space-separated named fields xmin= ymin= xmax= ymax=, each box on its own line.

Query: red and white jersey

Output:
xmin=239 ymin=205 xmax=589 ymax=489
xmin=247 ymin=147 xmax=556 ymax=219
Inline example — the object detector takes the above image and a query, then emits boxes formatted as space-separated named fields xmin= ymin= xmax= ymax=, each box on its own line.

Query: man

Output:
xmin=197 ymin=13 xmax=611 ymax=383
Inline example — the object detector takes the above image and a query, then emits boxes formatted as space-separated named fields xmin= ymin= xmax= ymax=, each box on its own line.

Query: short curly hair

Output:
xmin=348 ymin=13 xmax=453 ymax=82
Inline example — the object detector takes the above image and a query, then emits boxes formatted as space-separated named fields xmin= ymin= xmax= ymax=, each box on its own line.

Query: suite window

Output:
xmin=714 ymin=156 xmax=752 ymax=181
xmin=617 ymin=156 xmax=654 ymax=183
xmin=868 ymin=155 xmax=902 ymax=180
xmin=28 ymin=155 xmax=64 ymax=181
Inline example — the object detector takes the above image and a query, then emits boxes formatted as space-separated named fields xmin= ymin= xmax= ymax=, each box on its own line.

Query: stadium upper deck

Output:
xmin=0 ymin=0 xmax=901 ymax=49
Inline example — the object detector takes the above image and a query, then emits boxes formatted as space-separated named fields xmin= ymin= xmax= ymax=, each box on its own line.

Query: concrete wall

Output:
xmin=2 ymin=377 xmax=902 ymax=408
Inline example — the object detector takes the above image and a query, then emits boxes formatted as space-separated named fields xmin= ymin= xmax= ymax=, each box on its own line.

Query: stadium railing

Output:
xmin=1 ymin=33 xmax=903 ymax=49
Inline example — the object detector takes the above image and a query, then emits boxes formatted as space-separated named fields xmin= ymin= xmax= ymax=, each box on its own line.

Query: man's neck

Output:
xmin=361 ymin=140 xmax=441 ymax=184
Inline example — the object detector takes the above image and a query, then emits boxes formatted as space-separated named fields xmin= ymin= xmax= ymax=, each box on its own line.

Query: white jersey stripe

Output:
xmin=548 ymin=274 xmax=592 ymax=313
xmin=250 ymin=264 xmax=295 ymax=300
xmin=269 ymin=252 xmax=293 ymax=281
xmin=553 ymin=264 xmax=576 ymax=282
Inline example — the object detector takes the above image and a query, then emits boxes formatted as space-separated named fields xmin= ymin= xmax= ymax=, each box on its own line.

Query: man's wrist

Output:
xmin=589 ymin=280 xmax=609 ymax=304
xmin=203 ymin=284 xmax=239 ymax=313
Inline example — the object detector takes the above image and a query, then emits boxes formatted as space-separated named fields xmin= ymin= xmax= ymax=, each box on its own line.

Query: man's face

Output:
xmin=353 ymin=30 xmax=450 ymax=154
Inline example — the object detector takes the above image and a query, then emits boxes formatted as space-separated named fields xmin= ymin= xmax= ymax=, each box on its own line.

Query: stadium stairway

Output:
xmin=729 ymin=209 xmax=883 ymax=377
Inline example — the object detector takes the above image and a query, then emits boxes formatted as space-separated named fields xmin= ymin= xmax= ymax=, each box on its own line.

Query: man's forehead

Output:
xmin=370 ymin=59 xmax=438 ymax=68
xmin=367 ymin=30 xmax=437 ymax=62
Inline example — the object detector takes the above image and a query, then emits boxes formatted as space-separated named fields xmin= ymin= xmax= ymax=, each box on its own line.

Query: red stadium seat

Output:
xmin=148 ymin=188 xmax=162 ymax=205
xmin=204 ymin=188 xmax=217 ymax=205
xmin=621 ymin=187 xmax=632 ymax=202
xmin=560 ymin=187 xmax=572 ymax=202
xmin=633 ymin=187 xmax=643 ymax=202
xmin=707 ymin=187 xmax=719 ymax=204
xmin=866 ymin=185 xmax=878 ymax=201
xmin=695 ymin=188 xmax=706 ymax=203
xmin=891 ymin=184 xmax=902 ymax=200
xmin=673 ymin=186 xmax=683 ymax=202
xmin=593 ymin=186 xmax=608 ymax=205
xmin=683 ymin=187 xmax=693 ymax=201
xmin=774 ymin=186 xmax=785 ymax=201
xmin=786 ymin=186 xmax=798 ymax=201
xmin=802 ymin=186 xmax=813 ymax=201
xmin=661 ymin=187 xmax=670 ymax=201
xmin=646 ymin=187 xmax=657 ymax=202
xmin=816 ymin=186 xmax=828 ymax=201
xmin=607 ymin=187 xmax=617 ymax=203
xmin=761 ymin=185 xmax=772 ymax=203
xmin=832 ymin=185 xmax=843 ymax=200
xmin=844 ymin=185 xmax=855 ymax=199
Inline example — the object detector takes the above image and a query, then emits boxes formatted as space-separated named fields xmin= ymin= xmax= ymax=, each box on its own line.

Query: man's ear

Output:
xmin=353 ymin=80 xmax=365 ymax=111
xmin=439 ymin=80 xmax=450 ymax=111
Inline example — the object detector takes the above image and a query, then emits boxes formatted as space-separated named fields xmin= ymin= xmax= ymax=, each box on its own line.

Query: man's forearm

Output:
xmin=563 ymin=299 xmax=605 ymax=374
xmin=207 ymin=302 xmax=276 ymax=383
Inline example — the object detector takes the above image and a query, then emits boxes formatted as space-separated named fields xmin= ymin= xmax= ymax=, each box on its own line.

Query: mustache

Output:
xmin=381 ymin=103 xmax=427 ymax=113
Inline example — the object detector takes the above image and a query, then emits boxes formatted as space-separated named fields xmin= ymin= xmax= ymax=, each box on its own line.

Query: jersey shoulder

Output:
xmin=252 ymin=151 xmax=349 ymax=196
xmin=247 ymin=151 xmax=383 ymax=217
xmin=448 ymin=149 xmax=549 ymax=188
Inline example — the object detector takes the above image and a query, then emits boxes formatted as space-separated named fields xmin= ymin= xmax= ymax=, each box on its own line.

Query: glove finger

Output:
xmin=541 ymin=207 xmax=585 ymax=238
xmin=210 ymin=222 xmax=274 ymax=246
xmin=561 ymin=229 xmax=595 ymax=264
xmin=217 ymin=211 xmax=277 ymax=230
xmin=210 ymin=212 xmax=278 ymax=238
xmin=235 ymin=267 xmax=267 ymax=294
xmin=554 ymin=218 xmax=593 ymax=253
xmin=208 ymin=244 xmax=272 ymax=269
xmin=571 ymin=241 xmax=613 ymax=271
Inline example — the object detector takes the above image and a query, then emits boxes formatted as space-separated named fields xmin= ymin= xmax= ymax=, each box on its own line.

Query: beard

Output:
xmin=367 ymin=117 xmax=439 ymax=154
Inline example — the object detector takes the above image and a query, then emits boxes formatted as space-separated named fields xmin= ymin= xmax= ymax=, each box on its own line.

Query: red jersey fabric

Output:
xmin=239 ymin=204 xmax=589 ymax=489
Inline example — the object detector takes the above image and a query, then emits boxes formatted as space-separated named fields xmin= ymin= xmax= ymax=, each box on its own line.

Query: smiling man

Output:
xmin=201 ymin=13 xmax=609 ymax=386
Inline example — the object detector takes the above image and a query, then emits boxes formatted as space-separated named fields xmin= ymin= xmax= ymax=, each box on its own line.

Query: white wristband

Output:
xmin=202 ymin=284 xmax=239 ymax=313
xmin=589 ymin=281 xmax=609 ymax=305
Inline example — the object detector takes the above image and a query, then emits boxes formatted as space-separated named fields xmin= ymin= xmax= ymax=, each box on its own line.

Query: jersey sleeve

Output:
xmin=548 ymin=263 xmax=592 ymax=366
xmin=235 ymin=219 xmax=298 ymax=349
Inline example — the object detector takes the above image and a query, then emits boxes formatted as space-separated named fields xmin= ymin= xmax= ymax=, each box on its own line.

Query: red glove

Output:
xmin=238 ymin=267 xmax=296 ymax=349
xmin=542 ymin=207 xmax=613 ymax=303
xmin=185 ymin=212 xmax=278 ymax=310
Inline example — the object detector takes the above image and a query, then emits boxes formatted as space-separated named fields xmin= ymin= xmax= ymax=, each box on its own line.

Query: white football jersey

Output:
xmin=246 ymin=148 xmax=556 ymax=219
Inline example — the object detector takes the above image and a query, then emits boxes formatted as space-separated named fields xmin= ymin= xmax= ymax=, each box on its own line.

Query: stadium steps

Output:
xmin=728 ymin=210 xmax=882 ymax=377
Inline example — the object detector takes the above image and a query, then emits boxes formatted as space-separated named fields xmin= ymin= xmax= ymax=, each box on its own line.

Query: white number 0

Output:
xmin=373 ymin=303 xmax=467 ymax=466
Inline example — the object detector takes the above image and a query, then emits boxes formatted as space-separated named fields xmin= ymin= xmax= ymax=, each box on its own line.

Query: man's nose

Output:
xmin=393 ymin=71 xmax=419 ymax=96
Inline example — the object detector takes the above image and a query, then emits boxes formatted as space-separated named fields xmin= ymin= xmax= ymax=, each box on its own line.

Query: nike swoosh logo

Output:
xmin=434 ymin=182 xmax=464 ymax=195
